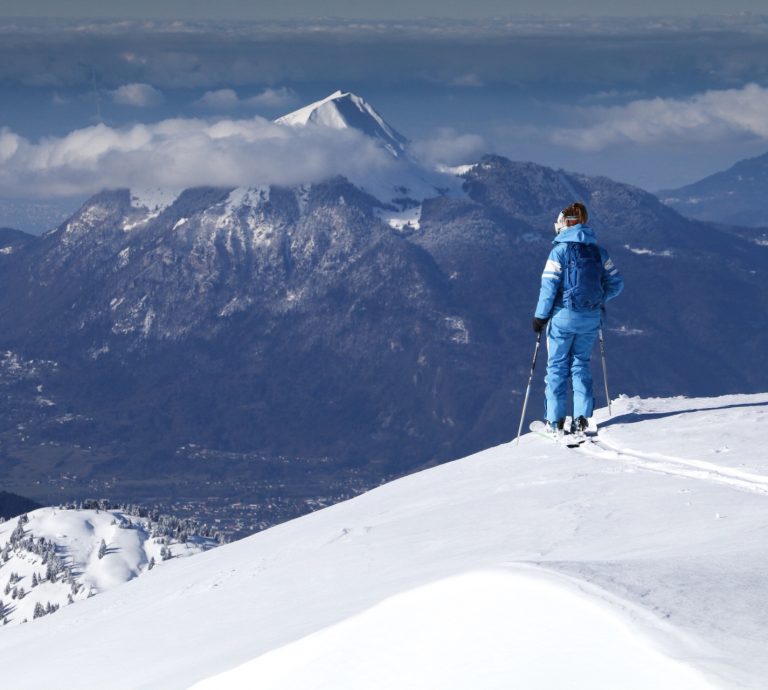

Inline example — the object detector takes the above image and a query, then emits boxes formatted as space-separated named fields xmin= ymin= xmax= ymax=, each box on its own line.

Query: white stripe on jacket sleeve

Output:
xmin=541 ymin=259 xmax=562 ymax=280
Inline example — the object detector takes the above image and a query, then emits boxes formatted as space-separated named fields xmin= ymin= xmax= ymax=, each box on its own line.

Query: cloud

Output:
xmin=408 ymin=129 xmax=487 ymax=167
xmin=195 ymin=88 xmax=241 ymax=110
xmin=246 ymin=87 xmax=299 ymax=109
xmin=112 ymin=83 xmax=164 ymax=107
xmin=195 ymin=87 xmax=298 ymax=111
xmin=0 ymin=116 xmax=400 ymax=198
xmin=552 ymin=83 xmax=768 ymax=150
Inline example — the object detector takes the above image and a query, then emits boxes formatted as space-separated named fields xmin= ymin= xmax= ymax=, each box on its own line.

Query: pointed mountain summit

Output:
xmin=276 ymin=90 xmax=408 ymax=158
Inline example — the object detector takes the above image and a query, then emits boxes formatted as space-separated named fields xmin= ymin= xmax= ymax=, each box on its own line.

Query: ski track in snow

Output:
xmin=579 ymin=434 xmax=768 ymax=496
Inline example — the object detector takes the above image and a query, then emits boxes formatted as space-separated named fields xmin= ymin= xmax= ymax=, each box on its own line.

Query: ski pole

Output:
xmin=598 ymin=328 xmax=611 ymax=417
xmin=516 ymin=331 xmax=543 ymax=445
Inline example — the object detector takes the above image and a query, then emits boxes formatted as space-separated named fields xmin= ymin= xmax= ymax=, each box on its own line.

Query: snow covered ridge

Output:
xmin=1 ymin=394 xmax=768 ymax=688
xmin=0 ymin=502 xmax=222 ymax=628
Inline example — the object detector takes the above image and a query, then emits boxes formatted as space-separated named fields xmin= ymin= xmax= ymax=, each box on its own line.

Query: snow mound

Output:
xmin=191 ymin=570 xmax=714 ymax=690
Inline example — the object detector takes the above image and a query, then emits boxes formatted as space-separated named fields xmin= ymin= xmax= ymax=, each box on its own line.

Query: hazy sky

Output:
xmin=1 ymin=14 xmax=767 ymax=229
xmin=1 ymin=0 xmax=767 ymax=19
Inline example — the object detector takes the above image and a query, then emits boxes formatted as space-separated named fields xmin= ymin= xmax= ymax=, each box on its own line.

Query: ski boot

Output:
xmin=569 ymin=415 xmax=589 ymax=440
xmin=546 ymin=418 xmax=566 ymax=441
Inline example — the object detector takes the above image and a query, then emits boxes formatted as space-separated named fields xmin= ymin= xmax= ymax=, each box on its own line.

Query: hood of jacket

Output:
xmin=553 ymin=223 xmax=597 ymax=245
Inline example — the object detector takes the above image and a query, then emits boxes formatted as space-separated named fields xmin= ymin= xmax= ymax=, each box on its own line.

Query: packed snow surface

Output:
xmin=1 ymin=394 xmax=767 ymax=689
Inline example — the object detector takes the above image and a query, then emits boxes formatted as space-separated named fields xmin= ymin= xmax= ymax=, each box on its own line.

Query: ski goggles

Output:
xmin=554 ymin=211 xmax=580 ymax=234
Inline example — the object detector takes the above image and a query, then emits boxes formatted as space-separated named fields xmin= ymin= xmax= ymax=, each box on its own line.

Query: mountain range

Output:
xmin=660 ymin=150 xmax=768 ymax=229
xmin=0 ymin=91 xmax=765 ymax=528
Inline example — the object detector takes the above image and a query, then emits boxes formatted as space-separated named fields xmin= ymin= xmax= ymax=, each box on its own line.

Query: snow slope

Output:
xmin=1 ymin=394 xmax=767 ymax=689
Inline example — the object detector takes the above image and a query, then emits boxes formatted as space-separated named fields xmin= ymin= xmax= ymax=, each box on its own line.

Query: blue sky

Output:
xmin=0 ymin=15 xmax=767 ymax=213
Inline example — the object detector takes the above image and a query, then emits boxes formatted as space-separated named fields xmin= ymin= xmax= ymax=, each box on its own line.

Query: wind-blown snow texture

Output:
xmin=1 ymin=394 xmax=766 ymax=689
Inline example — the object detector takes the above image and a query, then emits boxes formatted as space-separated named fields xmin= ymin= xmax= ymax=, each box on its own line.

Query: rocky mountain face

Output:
xmin=660 ymin=150 xmax=768 ymax=229
xmin=0 ymin=103 xmax=765 ymax=530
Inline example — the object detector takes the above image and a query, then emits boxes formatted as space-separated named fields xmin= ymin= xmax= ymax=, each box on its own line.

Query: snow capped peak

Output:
xmin=276 ymin=91 xmax=408 ymax=158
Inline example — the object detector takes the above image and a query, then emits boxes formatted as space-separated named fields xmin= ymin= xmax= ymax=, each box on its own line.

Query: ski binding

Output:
xmin=529 ymin=420 xmax=586 ymax=448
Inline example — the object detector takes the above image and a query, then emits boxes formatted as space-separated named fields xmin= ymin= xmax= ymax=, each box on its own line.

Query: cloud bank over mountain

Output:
xmin=0 ymin=115 xmax=400 ymax=197
xmin=408 ymin=128 xmax=487 ymax=168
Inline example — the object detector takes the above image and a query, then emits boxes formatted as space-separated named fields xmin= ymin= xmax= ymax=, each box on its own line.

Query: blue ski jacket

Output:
xmin=534 ymin=224 xmax=623 ymax=320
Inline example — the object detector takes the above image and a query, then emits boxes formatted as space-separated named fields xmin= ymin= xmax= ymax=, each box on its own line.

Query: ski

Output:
xmin=528 ymin=420 xmax=586 ymax=448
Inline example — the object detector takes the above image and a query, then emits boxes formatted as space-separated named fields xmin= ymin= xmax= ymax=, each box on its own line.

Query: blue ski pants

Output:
xmin=544 ymin=309 xmax=601 ymax=423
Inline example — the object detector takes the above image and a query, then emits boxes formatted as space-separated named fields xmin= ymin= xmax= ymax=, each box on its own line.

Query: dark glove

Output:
xmin=532 ymin=316 xmax=549 ymax=333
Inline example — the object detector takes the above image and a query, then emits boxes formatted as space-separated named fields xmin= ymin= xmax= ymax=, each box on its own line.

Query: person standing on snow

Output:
xmin=532 ymin=202 xmax=623 ymax=437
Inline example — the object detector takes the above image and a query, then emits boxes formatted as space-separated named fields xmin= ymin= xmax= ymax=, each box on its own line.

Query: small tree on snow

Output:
xmin=33 ymin=602 xmax=45 ymax=619
xmin=97 ymin=539 xmax=107 ymax=559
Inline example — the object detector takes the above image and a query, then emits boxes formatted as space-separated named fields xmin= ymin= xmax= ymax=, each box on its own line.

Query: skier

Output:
xmin=532 ymin=202 xmax=623 ymax=438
